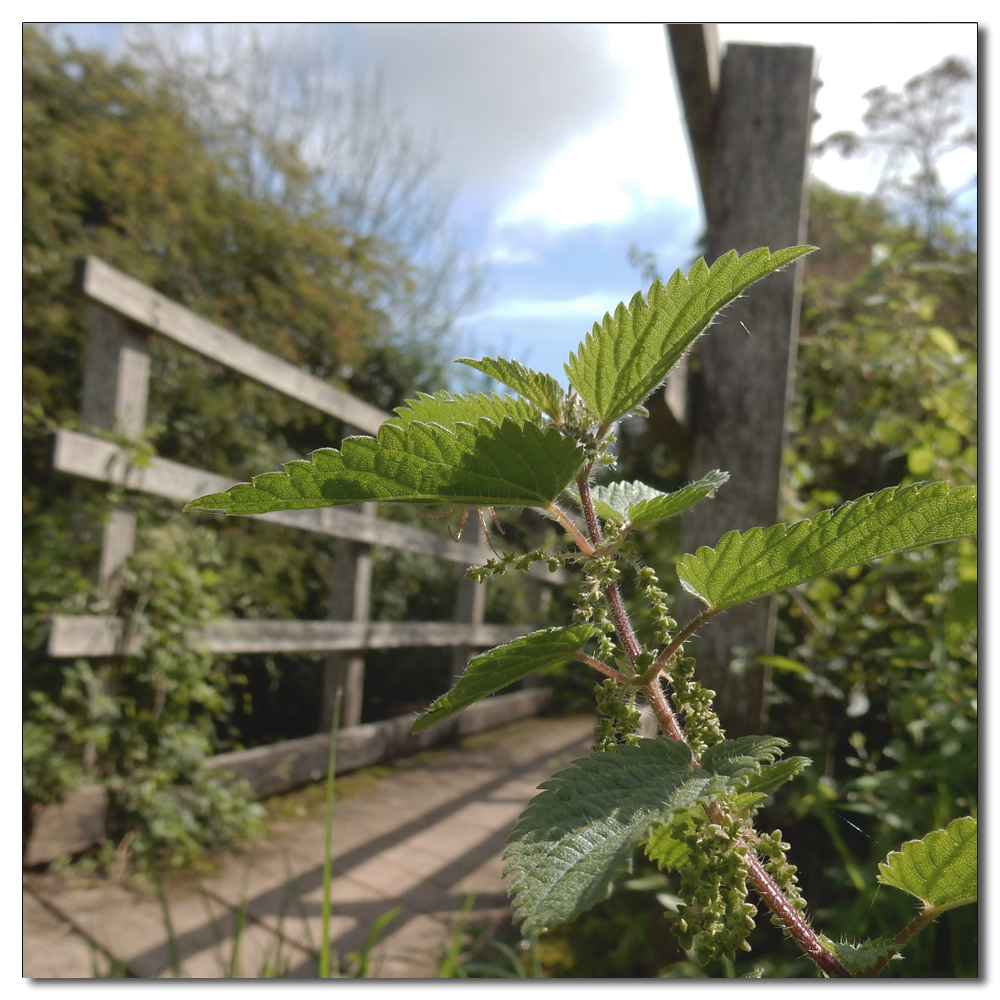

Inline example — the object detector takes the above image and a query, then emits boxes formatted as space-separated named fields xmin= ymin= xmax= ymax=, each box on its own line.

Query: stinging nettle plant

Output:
xmin=186 ymin=245 xmax=977 ymax=977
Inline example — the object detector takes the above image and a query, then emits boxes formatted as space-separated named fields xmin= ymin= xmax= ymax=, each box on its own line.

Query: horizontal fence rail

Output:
xmin=49 ymin=615 xmax=527 ymax=658
xmin=77 ymin=255 xmax=388 ymax=435
xmin=53 ymin=428 xmax=561 ymax=571
xmin=40 ymin=256 xmax=568 ymax=813
xmin=33 ymin=260 xmax=573 ymax=863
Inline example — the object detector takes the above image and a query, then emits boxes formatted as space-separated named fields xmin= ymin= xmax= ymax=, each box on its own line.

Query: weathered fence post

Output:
xmin=667 ymin=28 xmax=815 ymax=736
xmin=33 ymin=257 xmax=567 ymax=863
xmin=80 ymin=303 xmax=151 ymax=600
xmin=451 ymin=566 xmax=487 ymax=682
xmin=320 ymin=418 xmax=376 ymax=729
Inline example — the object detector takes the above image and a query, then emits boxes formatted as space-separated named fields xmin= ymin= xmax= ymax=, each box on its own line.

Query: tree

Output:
xmin=814 ymin=56 xmax=977 ymax=244
xmin=122 ymin=23 xmax=481 ymax=359
xmin=22 ymin=25 xmax=475 ymax=867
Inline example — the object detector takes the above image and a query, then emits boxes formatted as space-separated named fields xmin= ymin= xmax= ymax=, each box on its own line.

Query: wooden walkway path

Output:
xmin=23 ymin=714 xmax=595 ymax=979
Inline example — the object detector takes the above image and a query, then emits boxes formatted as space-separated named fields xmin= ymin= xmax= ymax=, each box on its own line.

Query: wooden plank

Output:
xmin=204 ymin=687 xmax=553 ymax=796
xmin=24 ymin=689 xmax=553 ymax=858
xmin=80 ymin=305 xmax=151 ymax=601
xmin=47 ymin=615 xmax=526 ymax=658
xmin=78 ymin=256 xmax=389 ymax=436
xmin=322 ymin=501 xmax=376 ymax=730
xmin=80 ymin=305 xmax=150 ymax=438
xmin=51 ymin=429 xmax=567 ymax=580
xmin=678 ymin=42 xmax=816 ymax=737
xmin=666 ymin=23 xmax=721 ymax=213
xmin=451 ymin=571 xmax=487 ymax=681
xmin=23 ymin=786 xmax=109 ymax=866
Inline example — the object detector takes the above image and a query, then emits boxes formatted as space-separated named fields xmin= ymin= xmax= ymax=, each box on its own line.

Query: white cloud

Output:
xmin=494 ymin=25 xmax=699 ymax=230
xmin=459 ymin=294 xmax=617 ymax=324
xmin=489 ymin=245 xmax=542 ymax=267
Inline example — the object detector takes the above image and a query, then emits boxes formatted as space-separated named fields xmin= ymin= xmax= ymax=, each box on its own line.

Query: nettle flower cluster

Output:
xmin=187 ymin=246 xmax=977 ymax=977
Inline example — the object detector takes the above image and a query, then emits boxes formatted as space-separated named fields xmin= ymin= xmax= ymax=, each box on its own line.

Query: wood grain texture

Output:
xmin=678 ymin=42 xmax=816 ymax=737
xmin=203 ymin=687 xmax=553 ymax=796
xmin=47 ymin=614 xmax=526 ymax=657
xmin=79 ymin=256 xmax=389 ymax=435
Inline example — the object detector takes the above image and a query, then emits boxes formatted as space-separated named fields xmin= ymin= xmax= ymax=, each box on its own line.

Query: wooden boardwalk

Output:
xmin=23 ymin=714 xmax=595 ymax=979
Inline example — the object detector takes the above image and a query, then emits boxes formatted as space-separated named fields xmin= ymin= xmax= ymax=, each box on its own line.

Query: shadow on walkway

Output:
xmin=24 ymin=713 xmax=595 ymax=978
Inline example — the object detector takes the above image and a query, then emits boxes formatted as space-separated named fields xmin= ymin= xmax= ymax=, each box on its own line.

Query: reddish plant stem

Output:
xmin=544 ymin=502 xmax=595 ymax=556
xmin=654 ymin=605 xmax=718 ymax=668
xmin=577 ymin=473 xmax=642 ymax=662
xmin=572 ymin=651 xmax=628 ymax=684
xmin=577 ymin=470 xmax=604 ymax=550
xmin=864 ymin=905 xmax=939 ymax=977
xmin=701 ymin=807 xmax=849 ymax=977
xmin=577 ymin=471 xmax=686 ymax=744
xmin=643 ymin=675 xmax=687 ymax=745
xmin=742 ymin=850 xmax=851 ymax=978
xmin=577 ymin=469 xmax=849 ymax=977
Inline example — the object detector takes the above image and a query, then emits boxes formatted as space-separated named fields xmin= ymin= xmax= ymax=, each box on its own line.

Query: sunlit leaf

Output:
xmin=565 ymin=246 xmax=816 ymax=429
xmin=411 ymin=625 xmax=598 ymax=733
xmin=877 ymin=816 xmax=977 ymax=910
xmin=676 ymin=482 xmax=977 ymax=611
xmin=456 ymin=356 xmax=567 ymax=423
xmin=389 ymin=390 xmax=540 ymax=428
xmin=185 ymin=412 xmax=586 ymax=515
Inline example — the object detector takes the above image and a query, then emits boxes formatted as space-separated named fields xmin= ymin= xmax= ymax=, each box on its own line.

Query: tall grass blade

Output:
xmin=155 ymin=872 xmax=182 ymax=978
xmin=438 ymin=893 xmax=477 ymax=977
xmin=319 ymin=686 xmax=342 ymax=978
xmin=348 ymin=906 xmax=404 ymax=978
xmin=227 ymin=870 xmax=250 ymax=978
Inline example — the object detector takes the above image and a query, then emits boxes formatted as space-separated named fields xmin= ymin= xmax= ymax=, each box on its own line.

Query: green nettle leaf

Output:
xmin=411 ymin=625 xmax=598 ymax=734
xmin=877 ymin=816 xmax=977 ymax=911
xmin=699 ymin=735 xmax=789 ymax=780
xmin=589 ymin=472 xmax=729 ymax=528
xmin=565 ymin=245 xmax=816 ymax=429
xmin=389 ymin=390 xmax=541 ymax=428
xmin=503 ymin=736 xmax=789 ymax=935
xmin=676 ymin=481 xmax=977 ymax=612
xmin=185 ymin=413 xmax=586 ymax=515
xmin=457 ymin=356 xmax=568 ymax=423
xmin=742 ymin=756 xmax=811 ymax=798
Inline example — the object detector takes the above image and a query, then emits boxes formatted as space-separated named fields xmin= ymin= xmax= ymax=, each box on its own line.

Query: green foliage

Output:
xmin=677 ymin=481 xmax=976 ymax=611
xmin=759 ymin=182 xmax=977 ymax=977
xmin=586 ymin=471 xmax=729 ymax=528
xmin=565 ymin=246 xmax=815 ymax=429
xmin=877 ymin=816 xmax=977 ymax=910
xmin=457 ymin=356 xmax=567 ymax=423
xmin=503 ymin=738 xmax=695 ymax=935
xmin=822 ymin=938 xmax=901 ymax=976
xmin=22 ymin=25 xmax=472 ymax=869
xmin=25 ymin=522 xmax=265 ymax=867
xmin=186 ymin=411 xmax=585 ymax=514
xmin=593 ymin=677 xmax=643 ymax=752
xmin=179 ymin=225 xmax=975 ymax=977
xmin=503 ymin=737 xmax=792 ymax=937
xmin=412 ymin=625 xmax=598 ymax=733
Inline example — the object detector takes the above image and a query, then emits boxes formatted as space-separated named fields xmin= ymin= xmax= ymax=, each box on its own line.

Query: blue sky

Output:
xmin=43 ymin=22 xmax=978 ymax=385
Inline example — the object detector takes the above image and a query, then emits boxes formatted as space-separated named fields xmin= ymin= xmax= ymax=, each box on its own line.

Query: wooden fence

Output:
xmin=30 ymin=257 xmax=565 ymax=862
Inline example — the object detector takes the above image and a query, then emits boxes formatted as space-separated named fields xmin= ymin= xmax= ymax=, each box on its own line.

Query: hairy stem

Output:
xmin=544 ymin=502 xmax=595 ymax=555
xmin=741 ymin=850 xmax=850 ymax=978
xmin=576 ymin=471 xmax=686 ymax=743
xmin=864 ymin=905 xmax=940 ymax=977
xmin=576 ymin=470 xmax=604 ymax=550
xmin=643 ymin=675 xmax=687 ymax=745
xmin=654 ymin=605 xmax=718 ymax=668
xmin=572 ymin=651 xmax=628 ymax=684
xmin=576 ymin=467 xmax=845 ymax=976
